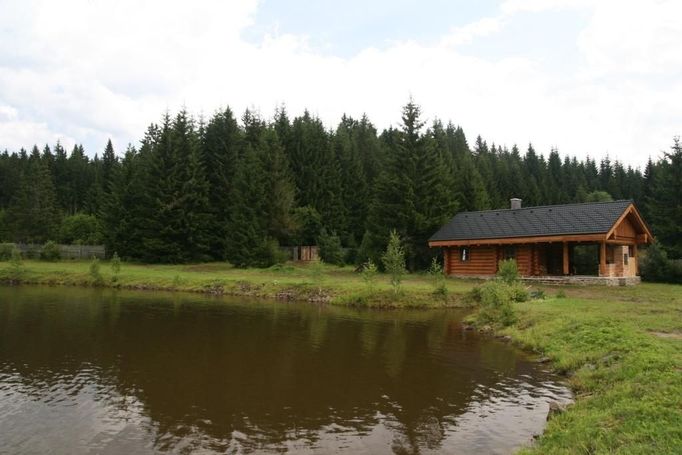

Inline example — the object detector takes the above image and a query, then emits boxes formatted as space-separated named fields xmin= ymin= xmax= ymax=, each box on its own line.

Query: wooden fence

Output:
xmin=279 ymin=245 xmax=319 ymax=262
xmin=16 ymin=243 xmax=106 ymax=260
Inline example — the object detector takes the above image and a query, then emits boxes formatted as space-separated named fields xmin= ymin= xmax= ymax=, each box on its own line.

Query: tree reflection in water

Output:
xmin=0 ymin=286 xmax=571 ymax=454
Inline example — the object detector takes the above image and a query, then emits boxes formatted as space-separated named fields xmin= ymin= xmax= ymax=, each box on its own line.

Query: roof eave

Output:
xmin=428 ymin=232 xmax=608 ymax=247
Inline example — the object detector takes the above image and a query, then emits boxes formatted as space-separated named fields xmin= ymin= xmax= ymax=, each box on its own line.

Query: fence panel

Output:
xmin=16 ymin=244 xmax=106 ymax=260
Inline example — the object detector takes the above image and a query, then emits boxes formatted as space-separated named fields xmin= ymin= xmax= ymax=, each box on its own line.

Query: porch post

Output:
xmin=633 ymin=243 xmax=638 ymax=275
xmin=443 ymin=248 xmax=450 ymax=275
xmin=599 ymin=241 xmax=607 ymax=276
xmin=562 ymin=242 xmax=569 ymax=275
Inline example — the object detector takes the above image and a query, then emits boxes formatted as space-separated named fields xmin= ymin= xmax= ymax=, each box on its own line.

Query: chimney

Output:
xmin=510 ymin=198 xmax=522 ymax=210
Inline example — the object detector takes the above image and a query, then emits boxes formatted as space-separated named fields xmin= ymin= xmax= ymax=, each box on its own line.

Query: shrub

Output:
xmin=89 ymin=257 xmax=104 ymax=286
xmin=6 ymin=247 xmax=24 ymax=278
xmin=530 ymin=289 xmax=546 ymax=300
xmin=355 ymin=230 xmax=379 ymax=266
xmin=0 ymin=243 xmax=15 ymax=260
xmin=584 ymin=190 xmax=613 ymax=202
xmin=261 ymin=238 xmax=288 ymax=267
xmin=111 ymin=252 xmax=121 ymax=282
xmin=41 ymin=241 xmax=61 ymax=261
xmin=382 ymin=230 xmax=406 ymax=295
xmin=508 ymin=281 xmax=530 ymax=302
xmin=361 ymin=259 xmax=378 ymax=294
xmin=497 ymin=259 xmax=519 ymax=284
xmin=59 ymin=214 xmax=103 ymax=245
xmin=428 ymin=257 xmax=448 ymax=299
xmin=475 ymin=280 xmax=517 ymax=327
xmin=111 ymin=252 xmax=121 ymax=274
xmin=317 ymin=228 xmax=345 ymax=265
xmin=640 ymin=242 xmax=682 ymax=284
xmin=556 ymin=289 xmax=567 ymax=299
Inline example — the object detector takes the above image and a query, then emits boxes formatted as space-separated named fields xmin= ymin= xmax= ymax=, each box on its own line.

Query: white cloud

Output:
xmin=441 ymin=17 xmax=503 ymax=47
xmin=0 ymin=0 xmax=680 ymax=166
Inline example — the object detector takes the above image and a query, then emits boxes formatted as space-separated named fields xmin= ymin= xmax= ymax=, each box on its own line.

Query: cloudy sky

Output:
xmin=1 ymin=0 xmax=680 ymax=167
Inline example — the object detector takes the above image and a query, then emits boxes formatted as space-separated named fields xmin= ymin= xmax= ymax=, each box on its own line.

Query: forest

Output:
xmin=0 ymin=100 xmax=680 ymax=270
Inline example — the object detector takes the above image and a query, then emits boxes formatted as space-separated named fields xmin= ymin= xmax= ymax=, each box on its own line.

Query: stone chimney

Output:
xmin=510 ymin=198 xmax=522 ymax=210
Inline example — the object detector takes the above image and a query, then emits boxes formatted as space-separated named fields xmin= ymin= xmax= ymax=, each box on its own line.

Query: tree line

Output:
xmin=0 ymin=100 xmax=680 ymax=268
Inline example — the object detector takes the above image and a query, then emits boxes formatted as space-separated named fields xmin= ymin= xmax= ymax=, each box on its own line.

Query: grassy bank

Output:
xmin=0 ymin=259 xmax=475 ymax=308
xmin=506 ymin=283 xmax=682 ymax=454
xmin=1 ymin=259 xmax=680 ymax=453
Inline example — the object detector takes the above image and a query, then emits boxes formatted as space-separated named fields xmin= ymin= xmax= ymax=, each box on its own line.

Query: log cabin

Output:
xmin=428 ymin=199 xmax=653 ymax=284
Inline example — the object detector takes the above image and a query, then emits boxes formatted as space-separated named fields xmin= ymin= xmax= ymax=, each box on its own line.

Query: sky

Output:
xmin=0 ymin=0 xmax=681 ymax=168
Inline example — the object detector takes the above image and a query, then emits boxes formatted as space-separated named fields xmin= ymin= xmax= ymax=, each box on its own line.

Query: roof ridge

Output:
xmin=455 ymin=199 xmax=633 ymax=216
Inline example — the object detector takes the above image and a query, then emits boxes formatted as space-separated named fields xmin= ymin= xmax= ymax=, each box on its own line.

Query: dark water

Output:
xmin=0 ymin=286 xmax=570 ymax=454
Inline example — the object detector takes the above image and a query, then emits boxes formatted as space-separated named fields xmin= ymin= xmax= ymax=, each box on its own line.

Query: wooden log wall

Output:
xmin=447 ymin=246 xmax=498 ymax=275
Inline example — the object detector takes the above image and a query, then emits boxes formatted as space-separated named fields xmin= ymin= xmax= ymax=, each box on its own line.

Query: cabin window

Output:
xmin=623 ymin=252 xmax=629 ymax=265
xmin=460 ymin=247 xmax=470 ymax=262
xmin=503 ymin=246 xmax=516 ymax=260
xmin=628 ymin=245 xmax=634 ymax=256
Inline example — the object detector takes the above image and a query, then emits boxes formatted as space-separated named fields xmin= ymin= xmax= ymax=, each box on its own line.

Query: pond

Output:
xmin=0 ymin=286 xmax=571 ymax=454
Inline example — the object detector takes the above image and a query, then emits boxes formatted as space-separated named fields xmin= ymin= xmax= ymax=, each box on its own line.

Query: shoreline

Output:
xmin=0 ymin=260 xmax=473 ymax=309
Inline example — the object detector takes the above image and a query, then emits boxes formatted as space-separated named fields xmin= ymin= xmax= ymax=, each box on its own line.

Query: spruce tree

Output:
xmin=649 ymin=138 xmax=682 ymax=258
xmin=7 ymin=151 xmax=60 ymax=243
xmin=225 ymin=144 xmax=270 ymax=267
xmin=202 ymin=107 xmax=243 ymax=259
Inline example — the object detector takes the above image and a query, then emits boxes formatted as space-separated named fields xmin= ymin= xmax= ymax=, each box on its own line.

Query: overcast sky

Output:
xmin=1 ymin=0 xmax=680 ymax=167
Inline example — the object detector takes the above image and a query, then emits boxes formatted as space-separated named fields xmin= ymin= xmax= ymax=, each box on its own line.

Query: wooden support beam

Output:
xmin=633 ymin=244 xmax=638 ymax=275
xmin=562 ymin=242 xmax=569 ymax=275
xmin=599 ymin=241 xmax=607 ymax=276
xmin=443 ymin=248 xmax=450 ymax=275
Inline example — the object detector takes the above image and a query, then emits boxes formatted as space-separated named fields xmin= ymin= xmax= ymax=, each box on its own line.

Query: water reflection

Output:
xmin=0 ymin=286 xmax=570 ymax=454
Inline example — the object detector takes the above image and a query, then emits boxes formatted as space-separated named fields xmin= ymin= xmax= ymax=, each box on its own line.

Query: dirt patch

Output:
xmin=181 ymin=264 xmax=234 ymax=272
xmin=650 ymin=331 xmax=682 ymax=340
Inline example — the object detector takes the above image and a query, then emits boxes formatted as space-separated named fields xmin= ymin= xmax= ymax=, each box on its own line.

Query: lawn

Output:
xmin=508 ymin=284 xmax=682 ymax=454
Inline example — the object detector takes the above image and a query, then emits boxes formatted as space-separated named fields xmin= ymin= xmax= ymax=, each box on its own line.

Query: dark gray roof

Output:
xmin=429 ymin=200 xmax=634 ymax=242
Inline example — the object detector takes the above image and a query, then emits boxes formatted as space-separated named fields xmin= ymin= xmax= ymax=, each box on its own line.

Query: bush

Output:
xmin=89 ymin=257 xmax=104 ymax=285
xmin=640 ymin=242 xmax=682 ymax=284
xmin=530 ymin=289 xmax=546 ymax=300
xmin=261 ymin=238 xmax=288 ymax=267
xmin=361 ymin=259 xmax=378 ymax=294
xmin=5 ymin=247 xmax=24 ymax=278
xmin=556 ymin=289 xmax=567 ymax=299
xmin=59 ymin=214 xmax=103 ymax=245
xmin=317 ymin=228 xmax=345 ymax=265
xmin=111 ymin=252 xmax=121 ymax=282
xmin=0 ymin=243 xmax=15 ymax=260
xmin=508 ymin=281 xmax=530 ymax=302
xmin=584 ymin=190 xmax=613 ymax=203
xmin=428 ymin=257 xmax=448 ymax=299
xmin=382 ymin=230 xmax=406 ymax=294
xmin=355 ymin=231 xmax=379 ymax=266
xmin=41 ymin=241 xmax=61 ymax=261
xmin=475 ymin=281 xmax=517 ymax=327
xmin=497 ymin=259 xmax=519 ymax=284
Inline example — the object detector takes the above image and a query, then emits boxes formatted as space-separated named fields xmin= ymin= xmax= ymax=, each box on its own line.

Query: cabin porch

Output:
xmin=443 ymin=240 xmax=640 ymax=279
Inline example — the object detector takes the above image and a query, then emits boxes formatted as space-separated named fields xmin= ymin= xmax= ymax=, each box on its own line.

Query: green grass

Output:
xmin=507 ymin=291 xmax=682 ymax=454
xmin=0 ymin=259 xmax=478 ymax=308
xmin=1 ymin=259 xmax=681 ymax=453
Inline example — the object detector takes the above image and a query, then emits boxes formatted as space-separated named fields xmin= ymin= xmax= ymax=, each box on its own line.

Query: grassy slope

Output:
xmin=511 ymin=283 xmax=682 ymax=454
xmin=1 ymin=260 xmax=681 ymax=453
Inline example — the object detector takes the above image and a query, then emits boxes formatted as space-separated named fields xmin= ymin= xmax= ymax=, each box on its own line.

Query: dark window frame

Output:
xmin=460 ymin=247 xmax=470 ymax=262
